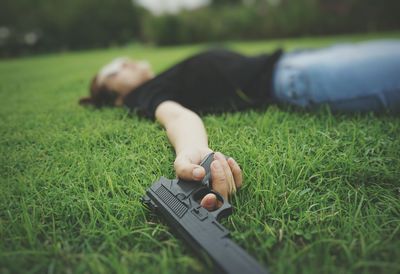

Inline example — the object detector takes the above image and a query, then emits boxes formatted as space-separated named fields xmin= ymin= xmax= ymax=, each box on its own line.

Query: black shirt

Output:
xmin=123 ymin=49 xmax=283 ymax=119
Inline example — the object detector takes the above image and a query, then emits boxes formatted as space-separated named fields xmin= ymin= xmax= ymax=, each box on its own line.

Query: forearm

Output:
xmin=164 ymin=112 xmax=209 ymax=154
xmin=155 ymin=100 xmax=242 ymax=200
xmin=155 ymin=101 xmax=211 ymax=154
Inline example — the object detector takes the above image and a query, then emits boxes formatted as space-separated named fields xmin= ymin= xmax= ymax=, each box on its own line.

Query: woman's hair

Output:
xmin=79 ymin=76 xmax=118 ymax=107
xmin=79 ymin=57 xmax=154 ymax=107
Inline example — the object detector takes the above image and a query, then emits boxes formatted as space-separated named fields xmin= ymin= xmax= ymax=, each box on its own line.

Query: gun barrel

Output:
xmin=202 ymin=237 xmax=268 ymax=274
xmin=144 ymin=178 xmax=269 ymax=274
xmin=167 ymin=209 xmax=268 ymax=274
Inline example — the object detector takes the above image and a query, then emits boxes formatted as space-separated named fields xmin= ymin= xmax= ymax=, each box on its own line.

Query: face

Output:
xmin=97 ymin=57 xmax=154 ymax=105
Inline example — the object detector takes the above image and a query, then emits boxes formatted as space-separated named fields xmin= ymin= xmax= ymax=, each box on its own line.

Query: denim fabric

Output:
xmin=273 ymin=40 xmax=400 ymax=112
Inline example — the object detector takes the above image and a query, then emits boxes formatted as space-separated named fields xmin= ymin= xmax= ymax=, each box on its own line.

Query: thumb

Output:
xmin=174 ymin=155 xmax=205 ymax=181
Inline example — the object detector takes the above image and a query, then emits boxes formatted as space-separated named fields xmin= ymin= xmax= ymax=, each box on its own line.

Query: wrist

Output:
xmin=176 ymin=147 xmax=213 ymax=157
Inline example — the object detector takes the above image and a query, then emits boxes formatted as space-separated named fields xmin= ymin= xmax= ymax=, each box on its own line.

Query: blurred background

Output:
xmin=1 ymin=0 xmax=399 ymax=58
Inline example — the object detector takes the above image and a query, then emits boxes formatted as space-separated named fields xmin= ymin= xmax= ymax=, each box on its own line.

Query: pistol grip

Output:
xmin=199 ymin=152 xmax=230 ymax=189
xmin=199 ymin=152 xmax=214 ymax=188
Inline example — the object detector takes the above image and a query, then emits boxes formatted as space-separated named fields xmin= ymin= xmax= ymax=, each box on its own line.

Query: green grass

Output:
xmin=1 ymin=32 xmax=400 ymax=274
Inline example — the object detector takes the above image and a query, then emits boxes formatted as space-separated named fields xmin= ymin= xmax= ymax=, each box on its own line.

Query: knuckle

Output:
xmin=174 ymin=163 xmax=188 ymax=176
xmin=173 ymin=156 xmax=181 ymax=166
xmin=235 ymin=163 xmax=242 ymax=171
xmin=233 ymin=161 xmax=241 ymax=171
xmin=233 ymin=163 xmax=242 ymax=174
xmin=215 ymin=172 xmax=226 ymax=183
xmin=173 ymin=160 xmax=182 ymax=172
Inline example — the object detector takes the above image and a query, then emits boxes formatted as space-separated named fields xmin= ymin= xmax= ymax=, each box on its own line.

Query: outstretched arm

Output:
xmin=155 ymin=100 xmax=242 ymax=210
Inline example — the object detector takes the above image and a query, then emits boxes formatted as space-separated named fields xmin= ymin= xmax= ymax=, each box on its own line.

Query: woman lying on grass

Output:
xmin=80 ymin=40 xmax=400 ymax=210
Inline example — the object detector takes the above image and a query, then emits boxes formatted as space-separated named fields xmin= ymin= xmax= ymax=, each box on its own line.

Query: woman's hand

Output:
xmin=174 ymin=149 xmax=243 ymax=211
xmin=155 ymin=102 xmax=242 ymax=210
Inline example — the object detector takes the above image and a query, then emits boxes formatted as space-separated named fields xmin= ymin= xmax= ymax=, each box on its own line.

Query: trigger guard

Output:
xmin=208 ymin=190 xmax=233 ymax=221
xmin=192 ymin=188 xmax=233 ymax=221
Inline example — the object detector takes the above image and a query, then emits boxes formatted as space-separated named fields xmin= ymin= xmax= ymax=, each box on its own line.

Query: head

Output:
xmin=79 ymin=57 xmax=154 ymax=107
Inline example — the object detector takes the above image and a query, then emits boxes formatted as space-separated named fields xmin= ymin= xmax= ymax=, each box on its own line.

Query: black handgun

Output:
xmin=142 ymin=153 xmax=269 ymax=274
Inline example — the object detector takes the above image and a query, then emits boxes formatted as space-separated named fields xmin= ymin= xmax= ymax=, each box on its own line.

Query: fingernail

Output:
xmin=212 ymin=160 xmax=222 ymax=170
xmin=193 ymin=167 xmax=202 ymax=179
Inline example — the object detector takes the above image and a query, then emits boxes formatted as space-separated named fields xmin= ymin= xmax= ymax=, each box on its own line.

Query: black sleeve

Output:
xmin=123 ymin=50 xmax=245 ymax=119
xmin=123 ymin=49 xmax=283 ymax=119
xmin=123 ymin=60 xmax=184 ymax=119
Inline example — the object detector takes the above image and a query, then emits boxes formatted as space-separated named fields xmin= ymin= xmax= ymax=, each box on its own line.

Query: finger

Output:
xmin=174 ymin=155 xmax=205 ymax=181
xmin=214 ymin=152 xmax=236 ymax=195
xmin=227 ymin=157 xmax=243 ymax=189
xmin=200 ymin=193 xmax=217 ymax=211
xmin=210 ymin=160 xmax=229 ymax=200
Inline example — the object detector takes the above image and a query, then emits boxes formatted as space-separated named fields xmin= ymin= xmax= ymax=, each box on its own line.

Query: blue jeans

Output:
xmin=272 ymin=40 xmax=400 ymax=113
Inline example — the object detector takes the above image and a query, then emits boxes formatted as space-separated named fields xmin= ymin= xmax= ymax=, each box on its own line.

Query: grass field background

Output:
xmin=1 ymin=32 xmax=400 ymax=274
